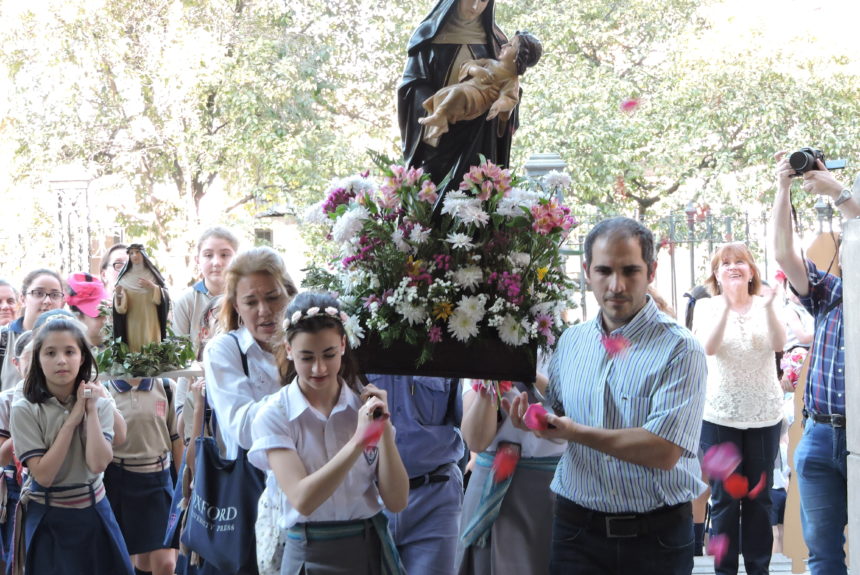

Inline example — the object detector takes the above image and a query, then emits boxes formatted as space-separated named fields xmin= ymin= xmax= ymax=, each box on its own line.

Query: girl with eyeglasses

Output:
xmin=0 ymin=269 xmax=64 ymax=391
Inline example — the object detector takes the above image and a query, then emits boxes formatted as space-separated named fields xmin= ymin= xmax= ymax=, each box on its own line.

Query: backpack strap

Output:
xmin=227 ymin=332 xmax=249 ymax=376
xmin=161 ymin=377 xmax=173 ymax=406
xmin=822 ymin=296 xmax=843 ymax=318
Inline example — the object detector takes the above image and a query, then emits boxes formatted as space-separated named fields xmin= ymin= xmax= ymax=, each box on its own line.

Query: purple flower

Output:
xmin=428 ymin=325 xmax=443 ymax=343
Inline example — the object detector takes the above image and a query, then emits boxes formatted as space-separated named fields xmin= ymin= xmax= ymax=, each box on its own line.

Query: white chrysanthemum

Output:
xmin=396 ymin=301 xmax=428 ymax=326
xmin=452 ymin=266 xmax=483 ymax=291
xmin=457 ymin=294 xmax=486 ymax=321
xmin=409 ymin=225 xmax=431 ymax=245
xmin=508 ymin=252 xmax=531 ymax=269
xmin=457 ymin=202 xmax=490 ymax=227
xmin=339 ymin=239 xmax=358 ymax=257
xmin=343 ymin=314 xmax=365 ymax=347
xmin=302 ymin=200 xmax=329 ymax=225
xmin=497 ymin=314 xmax=530 ymax=346
xmin=331 ymin=206 xmax=370 ymax=244
xmin=446 ymin=232 xmax=474 ymax=250
xmin=543 ymin=170 xmax=572 ymax=190
xmin=440 ymin=191 xmax=469 ymax=216
xmin=392 ymin=228 xmax=410 ymax=253
xmin=496 ymin=187 xmax=542 ymax=217
xmin=341 ymin=175 xmax=376 ymax=195
xmin=447 ymin=310 xmax=480 ymax=342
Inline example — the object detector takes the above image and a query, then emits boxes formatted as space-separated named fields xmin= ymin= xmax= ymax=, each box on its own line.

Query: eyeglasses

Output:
xmin=27 ymin=289 xmax=64 ymax=301
xmin=111 ymin=261 xmax=127 ymax=271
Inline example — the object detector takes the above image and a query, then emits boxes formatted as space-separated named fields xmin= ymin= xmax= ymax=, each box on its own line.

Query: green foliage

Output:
xmin=97 ymin=327 xmax=195 ymax=378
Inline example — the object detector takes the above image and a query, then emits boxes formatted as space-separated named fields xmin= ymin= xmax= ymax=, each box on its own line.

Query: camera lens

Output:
xmin=789 ymin=150 xmax=815 ymax=173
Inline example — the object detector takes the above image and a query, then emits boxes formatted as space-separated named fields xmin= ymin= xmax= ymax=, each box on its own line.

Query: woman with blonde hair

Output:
xmin=692 ymin=243 xmax=785 ymax=575
xmin=198 ymin=246 xmax=298 ymax=574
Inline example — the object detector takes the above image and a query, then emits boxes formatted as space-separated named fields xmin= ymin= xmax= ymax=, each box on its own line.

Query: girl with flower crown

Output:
xmin=248 ymin=292 xmax=409 ymax=574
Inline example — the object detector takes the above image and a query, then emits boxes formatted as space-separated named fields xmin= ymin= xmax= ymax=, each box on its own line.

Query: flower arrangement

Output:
xmin=302 ymin=157 xmax=578 ymax=372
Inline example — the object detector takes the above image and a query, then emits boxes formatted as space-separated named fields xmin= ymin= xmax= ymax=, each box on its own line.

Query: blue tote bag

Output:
xmin=180 ymin=434 xmax=265 ymax=572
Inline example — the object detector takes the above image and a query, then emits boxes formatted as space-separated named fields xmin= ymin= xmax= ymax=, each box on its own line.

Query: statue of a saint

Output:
xmin=112 ymin=244 xmax=170 ymax=352
xmin=398 ymin=0 xmax=515 ymax=189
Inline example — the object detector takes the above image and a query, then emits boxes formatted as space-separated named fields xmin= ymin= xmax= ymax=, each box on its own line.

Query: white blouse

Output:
xmin=202 ymin=327 xmax=281 ymax=459
xmin=694 ymin=297 xmax=784 ymax=428
xmin=249 ymin=380 xmax=382 ymax=529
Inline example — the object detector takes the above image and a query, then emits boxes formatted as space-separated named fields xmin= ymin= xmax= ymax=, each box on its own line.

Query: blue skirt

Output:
xmin=24 ymin=492 xmax=133 ymax=575
xmin=104 ymin=462 xmax=174 ymax=554
xmin=1 ymin=472 xmax=19 ymax=575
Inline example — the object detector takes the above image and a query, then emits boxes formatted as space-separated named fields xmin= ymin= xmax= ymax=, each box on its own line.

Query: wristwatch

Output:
xmin=834 ymin=188 xmax=853 ymax=207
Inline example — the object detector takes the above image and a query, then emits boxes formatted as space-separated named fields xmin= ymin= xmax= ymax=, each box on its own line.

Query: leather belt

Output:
xmin=805 ymin=409 xmax=846 ymax=428
xmin=408 ymin=464 xmax=450 ymax=490
xmin=555 ymin=497 xmax=691 ymax=538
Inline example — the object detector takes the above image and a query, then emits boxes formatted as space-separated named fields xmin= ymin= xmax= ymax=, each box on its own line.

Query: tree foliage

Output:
xmin=1 ymin=0 xmax=858 ymax=268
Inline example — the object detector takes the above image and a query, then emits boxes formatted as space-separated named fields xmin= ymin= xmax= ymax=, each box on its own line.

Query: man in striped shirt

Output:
xmin=508 ymin=216 xmax=707 ymax=574
xmin=773 ymin=152 xmax=859 ymax=574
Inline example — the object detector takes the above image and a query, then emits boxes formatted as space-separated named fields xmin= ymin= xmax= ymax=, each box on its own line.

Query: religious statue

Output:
xmin=112 ymin=244 xmax=170 ymax=352
xmin=418 ymin=31 xmax=542 ymax=147
xmin=398 ymin=0 xmax=517 ymax=190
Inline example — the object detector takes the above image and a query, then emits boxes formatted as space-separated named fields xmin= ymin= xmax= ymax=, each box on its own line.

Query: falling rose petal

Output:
xmin=620 ymin=98 xmax=640 ymax=113
xmin=524 ymin=403 xmax=549 ymax=431
xmin=701 ymin=442 xmax=742 ymax=481
xmin=775 ymin=269 xmax=787 ymax=284
xmin=498 ymin=380 xmax=513 ymax=394
xmin=492 ymin=444 xmax=520 ymax=483
xmin=601 ymin=334 xmax=630 ymax=357
xmin=362 ymin=419 xmax=386 ymax=448
xmin=724 ymin=473 xmax=749 ymax=499
xmin=707 ymin=533 xmax=730 ymax=567
xmin=748 ymin=472 xmax=767 ymax=499
xmin=471 ymin=381 xmax=483 ymax=394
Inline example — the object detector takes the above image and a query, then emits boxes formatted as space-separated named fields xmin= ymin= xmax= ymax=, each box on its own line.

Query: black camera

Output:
xmin=789 ymin=147 xmax=847 ymax=176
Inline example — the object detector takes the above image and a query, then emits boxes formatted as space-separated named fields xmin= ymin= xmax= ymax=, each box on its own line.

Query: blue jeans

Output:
xmin=794 ymin=418 xmax=848 ymax=575
xmin=699 ymin=420 xmax=781 ymax=575
xmin=549 ymin=498 xmax=694 ymax=575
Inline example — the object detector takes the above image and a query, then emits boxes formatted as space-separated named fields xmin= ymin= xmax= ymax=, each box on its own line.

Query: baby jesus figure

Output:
xmin=418 ymin=31 xmax=542 ymax=148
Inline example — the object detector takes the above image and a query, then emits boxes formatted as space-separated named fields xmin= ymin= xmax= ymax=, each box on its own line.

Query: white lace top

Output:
xmin=694 ymin=297 xmax=784 ymax=428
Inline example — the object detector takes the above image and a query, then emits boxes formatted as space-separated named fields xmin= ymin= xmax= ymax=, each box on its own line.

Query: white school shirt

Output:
xmin=202 ymin=327 xmax=281 ymax=459
xmin=248 ymin=380 xmax=383 ymax=529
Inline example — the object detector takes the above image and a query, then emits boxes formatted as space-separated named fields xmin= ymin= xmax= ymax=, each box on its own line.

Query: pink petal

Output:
xmin=620 ymin=98 xmax=640 ymax=113
xmin=524 ymin=403 xmax=549 ymax=431
xmin=600 ymin=334 xmax=630 ymax=357
xmin=707 ymin=533 xmax=730 ymax=566
xmin=701 ymin=442 xmax=742 ymax=481
xmin=361 ymin=419 xmax=386 ymax=448
xmin=497 ymin=380 xmax=513 ymax=394
xmin=724 ymin=473 xmax=749 ymax=499
xmin=747 ymin=472 xmax=767 ymax=499
xmin=492 ymin=444 xmax=520 ymax=483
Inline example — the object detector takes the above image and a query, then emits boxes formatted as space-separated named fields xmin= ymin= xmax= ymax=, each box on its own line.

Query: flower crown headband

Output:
xmin=283 ymin=306 xmax=349 ymax=331
xmin=282 ymin=305 xmax=360 ymax=348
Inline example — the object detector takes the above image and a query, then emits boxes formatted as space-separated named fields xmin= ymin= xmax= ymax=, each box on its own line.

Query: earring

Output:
xmin=238 ymin=315 xmax=244 ymax=326
xmin=287 ymin=354 xmax=293 ymax=361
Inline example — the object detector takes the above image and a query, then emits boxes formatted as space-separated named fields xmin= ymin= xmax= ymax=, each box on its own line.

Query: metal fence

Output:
xmin=564 ymin=204 xmax=840 ymax=322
